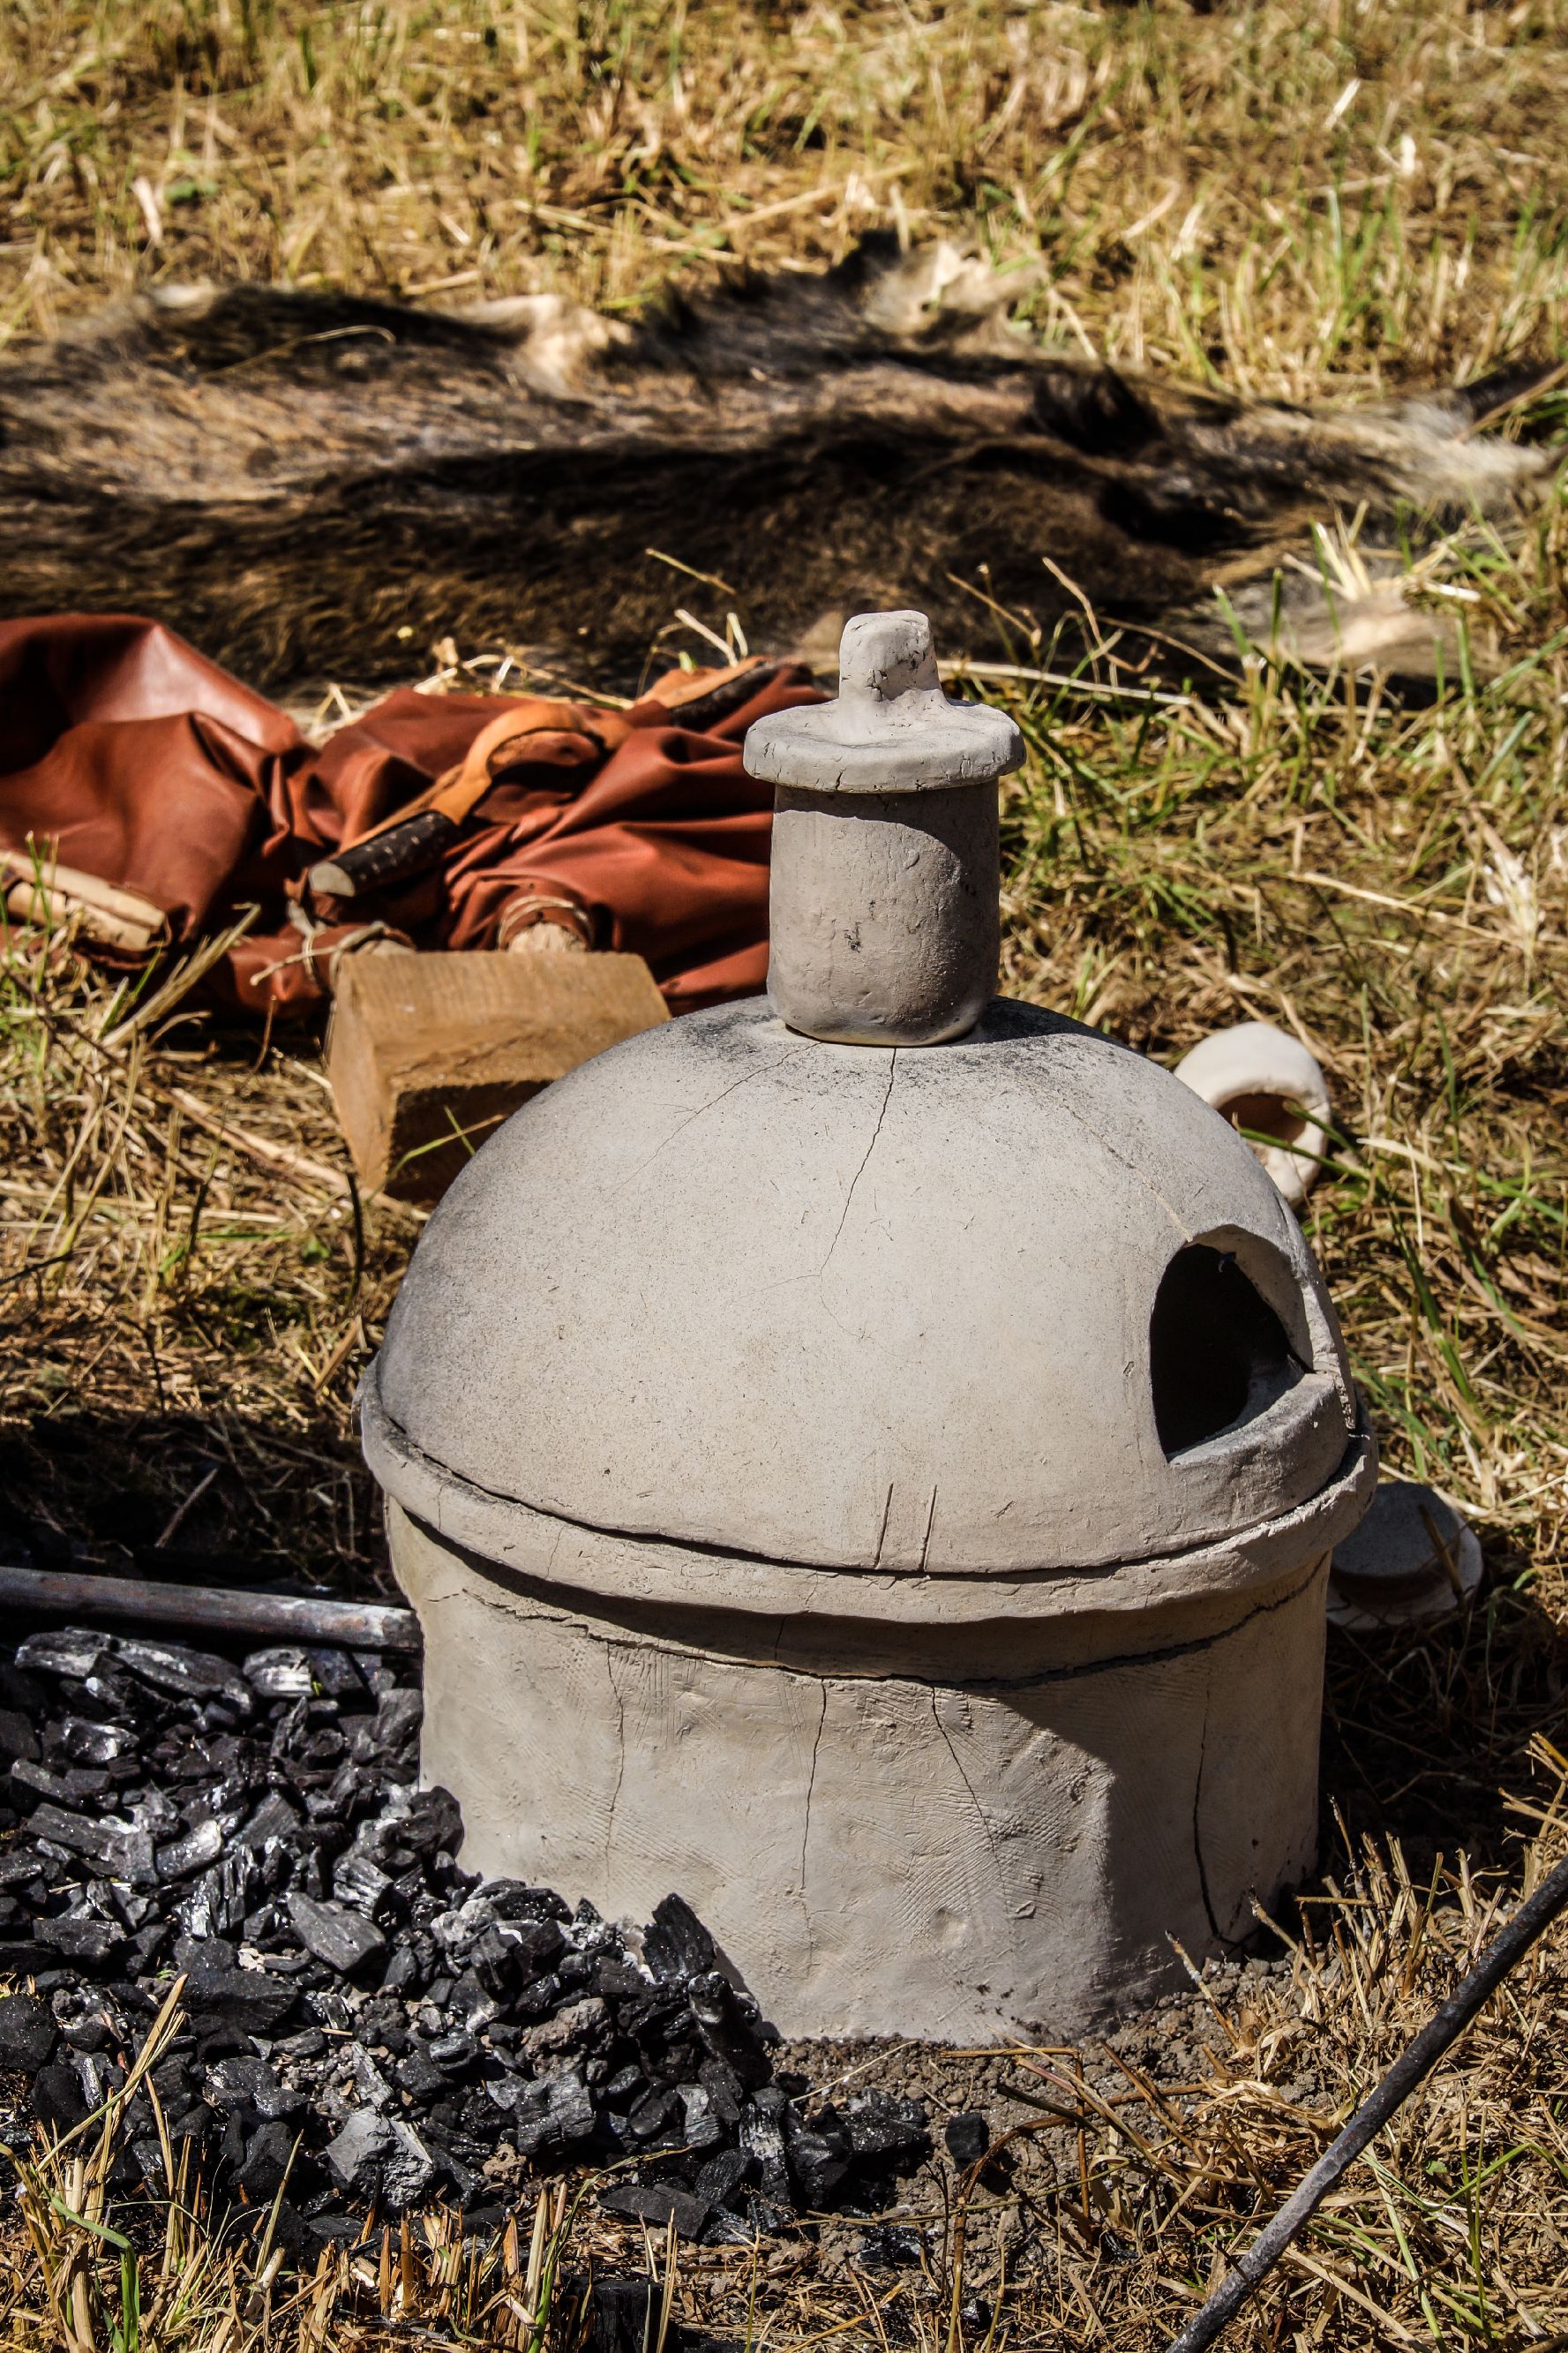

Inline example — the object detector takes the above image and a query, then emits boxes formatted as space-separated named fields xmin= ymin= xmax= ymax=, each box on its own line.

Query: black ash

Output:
xmin=0 ymin=1626 xmax=929 ymax=2251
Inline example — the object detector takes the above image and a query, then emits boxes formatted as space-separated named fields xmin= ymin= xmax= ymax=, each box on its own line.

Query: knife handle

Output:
xmin=308 ymin=809 xmax=458 ymax=899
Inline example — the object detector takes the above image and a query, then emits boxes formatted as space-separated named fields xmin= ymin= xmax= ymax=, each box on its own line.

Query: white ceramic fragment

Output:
xmin=1327 ymin=1478 xmax=1482 ymax=1630
xmin=1174 ymin=1022 xmax=1331 ymax=1209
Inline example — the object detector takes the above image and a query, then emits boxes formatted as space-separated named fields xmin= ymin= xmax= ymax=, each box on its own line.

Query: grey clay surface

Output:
xmin=365 ymin=608 xmax=1375 ymax=2041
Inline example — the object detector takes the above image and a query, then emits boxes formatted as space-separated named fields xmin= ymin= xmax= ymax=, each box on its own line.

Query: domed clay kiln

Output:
xmin=362 ymin=611 xmax=1375 ymax=2040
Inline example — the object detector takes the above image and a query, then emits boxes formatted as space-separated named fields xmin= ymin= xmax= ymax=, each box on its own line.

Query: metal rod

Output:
xmin=1165 ymin=1846 xmax=1568 ymax=2353
xmin=0 ymin=1560 xmax=420 ymax=1652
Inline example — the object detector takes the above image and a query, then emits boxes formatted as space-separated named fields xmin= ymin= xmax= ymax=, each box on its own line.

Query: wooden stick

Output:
xmin=4 ymin=877 xmax=164 ymax=954
xmin=1 ymin=850 xmax=168 ymax=935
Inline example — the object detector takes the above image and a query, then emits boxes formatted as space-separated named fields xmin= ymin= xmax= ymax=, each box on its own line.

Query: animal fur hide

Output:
xmin=0 ymin=236 xmax=1555 ymax=693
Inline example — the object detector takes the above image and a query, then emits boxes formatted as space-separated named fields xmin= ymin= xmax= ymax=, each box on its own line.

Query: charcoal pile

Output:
xmin=0 ymin=1622 xmax=931 ymax=2249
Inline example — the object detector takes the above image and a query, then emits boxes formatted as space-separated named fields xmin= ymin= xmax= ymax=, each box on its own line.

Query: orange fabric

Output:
xmin=0 ymin=614 xmax=822 ymax=1018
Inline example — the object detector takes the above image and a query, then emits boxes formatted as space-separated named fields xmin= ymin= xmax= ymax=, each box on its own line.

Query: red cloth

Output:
xmin=0 ymin=613 xmax=822 ymax=1017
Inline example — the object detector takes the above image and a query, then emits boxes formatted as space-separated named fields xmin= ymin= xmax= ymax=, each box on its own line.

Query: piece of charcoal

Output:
xmin=109 ymin=1884 xmax=156 ymax=1931
xmin=345 ymin=2046 xmax=395 ymax=2111
xmin=32 ymin=2061 xmax=90 ymax=2134
xmin=642 ymin=1894 xmax=715 ymax=1986
xmin=381 ymin=2121 xmax=439 ymax=2211
xmin=56 ymin=1718 xmax=134 ymax=1766
xmin=789 ymin=2125 xmax=850 ymax=2207
xmin=676 ymin=2085 xmax=723 ymax=2152
xmin=450 ymin=1971 xmax=498 ymax=2032
xmin=306 ymin=1988 xmax=355 ymax=2034
xmin=332 ymin=1850 xmax=394 ymax=1921
xmin=599 ymin=2184 xmax=712 ymax=2239
xmin=183 ymin=1777 xmax=252 ymax=1837
xmin=322 ymin=2108 xmax=394 ymax=2199
xmin=16 ymin=1629 xmax=109 ymax=1680
xmin=304 ymin=1648 xmax=364 ymax=1700
xmin=182 ymin=1962 xmax=296 ymax=2037
xmin=244 ymin=1648 xmax=314 ymax=1699
xmin=204 ymin=2056 xmax=304 ymax=2120
xmin=0 ymin=1709 xmax=39 ymax=1763
xmin=129 ymin=1789 xmax=182 ymax=1840
xmin=844 ymin=2093 xmax=930 ymax=2163
xmin=625 ymin=2086 xmax=682 ymax=2144
xmin=156 ymin=1820 xmax=225 ymax=1883
xmin=581 ymin=2278 xmax=665 ymax=2353
xmin=394 ymin=2049 xmax=447 ymax=2101
xmin=123 ymin=1921 xmax=169 ymax=1974
xmin=26 ymin=1804 xmax=154 ymax=1884
xmin=323 ymin=2109 xmax=435 ymax=2210
xmin=687 ymin=1973 xmax=772 ymax=2092
xmin=72 ymin=2050 xmax=124 ymax=2110
xmin=284 ymin=1893 xmax=386 ymax=1976
xmin=61 ymin=2014 xmax=113 ymax=2054
xmin=234 ymin=2118 xmax=295 ymax=2199
xmin=217 ymin=2108 xmax=255 ymax=2174
xmin=236 ymin=1792 xmax=301 ymax=1848
xmin=379 ymin=1936 xmax=434 ymax=1998
xmin=83 ymin=1666 xmax=155 ymax=1725
xmin=175 ymin=1853 xmax=257 ymax=1941
xmin=395 ymin=1788 xmax=462 ymax=1861
xmin=0 ymin=1992 xmax=57 ymax=2072
xmin=695 ymin=2147 xmax=753 ymax=2207
xmin=115 ymin=1639 xmax=252 ymax=1715
xmin=319 ymin=1760 xmax=367 ymax=1818
xmin=424 ymin=2028 xmax=476 ymax=2072
xmin=34 ymin=1911 xmax=126 ymax=1966
xmin=695 ymin=2059 xmax=745 ymax=2129
xmin=739 ymin=2093 xmax=792 ymax=2206
xmin=702 ymin=2209 xmax=764 ymax=2247
xmin=176 ymin=1933 xmax=239 ymax=1973
xmin=602 ymin=2064 xmax=645 ymax=2109
xmin=509 ymin=1971 xmax=565 ymax=2024
xmin=594 ymin=1953 xmax=648 ymax=2003
xmin=350 ymin=1689 xmax=422 ymax=1763
xmin=356 ymin=1996 xmax=408 ymax=2049
xmin=943 ymin=2111 xmax=990 ymax=2169
xmin=0 ymin=1652 xmax=41 ymax=1703
xmin=857 ymin=2223 xmax=928 ymax=2269
xmin=12 ymin=1761 xmax=112 ymax=1807
xmin=506 ymin=2067 xmax=596 ymax=2159
xmin=472 ymin=1917 xmax=567 ymax=1998
xmin=274 ymin=2026 xmax=326 ymax=2061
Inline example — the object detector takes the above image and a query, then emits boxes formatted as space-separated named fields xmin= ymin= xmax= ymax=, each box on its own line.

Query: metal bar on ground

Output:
xmin=1164 ymin=1846 xmax=1568 ymax=2353
xmin=0 ymin=1561 xmax=420 ymax=1651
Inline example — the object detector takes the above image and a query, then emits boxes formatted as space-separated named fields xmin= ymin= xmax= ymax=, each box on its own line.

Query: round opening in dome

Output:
xmin=1150 ymin=1242 xmax=1304 ymax=1457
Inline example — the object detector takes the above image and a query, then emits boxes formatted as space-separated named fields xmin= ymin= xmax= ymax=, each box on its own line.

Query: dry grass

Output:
xmin=4 ymin=0 xmax=1568 ymax=2346
xmin=5 ymin=0 xmax=1568 ymax=398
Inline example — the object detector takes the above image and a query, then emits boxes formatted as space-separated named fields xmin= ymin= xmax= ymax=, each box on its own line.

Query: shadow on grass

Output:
xmin=0 ymin=1405 xmax=390 ymax=1604
xmin=1319 ymin=1530 xmax=1566 ymax=1889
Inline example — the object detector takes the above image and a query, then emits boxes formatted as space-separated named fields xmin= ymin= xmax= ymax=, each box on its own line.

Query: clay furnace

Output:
xmin=362 ymin=611 xmax=1375 ymax=2039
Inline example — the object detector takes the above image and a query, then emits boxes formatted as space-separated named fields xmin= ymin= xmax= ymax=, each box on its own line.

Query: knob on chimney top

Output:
xmin=744 ymin=611 xmax=1024 ymax=1047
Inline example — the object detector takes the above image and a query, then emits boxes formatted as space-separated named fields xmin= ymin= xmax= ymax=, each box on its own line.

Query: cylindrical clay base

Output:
xmin=390 ymin=1503 xmax=1329 ymax=2041
xmin=767 ymin=784 xmax=1000 ymax=1045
